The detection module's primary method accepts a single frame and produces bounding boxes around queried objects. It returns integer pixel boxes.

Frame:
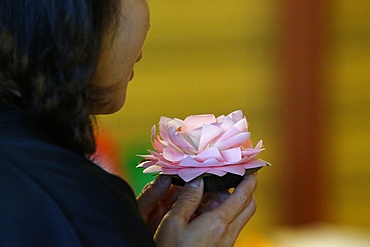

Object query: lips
[136,52,143,62]
[129,70,134,81]
[129,53,142,81]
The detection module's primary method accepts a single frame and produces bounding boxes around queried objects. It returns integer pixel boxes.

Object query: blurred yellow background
[97,0,370,245]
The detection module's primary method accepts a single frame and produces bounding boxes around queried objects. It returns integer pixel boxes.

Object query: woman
[0,0,258,246]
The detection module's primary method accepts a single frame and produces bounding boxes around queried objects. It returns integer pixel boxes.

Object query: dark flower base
[171,167,262,192]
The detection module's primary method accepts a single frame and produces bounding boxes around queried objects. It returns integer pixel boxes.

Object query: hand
[136,175,180,235]
[154,173,258,247]
[136,175,231,235]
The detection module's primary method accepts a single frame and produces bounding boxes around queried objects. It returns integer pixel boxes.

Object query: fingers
[211,173,257,224]
[193,190,230,216]
[225,196,257,243]
[167,178,204,224]
[154,175,258,247]
[232,196,257,228]
[203,190,230,209]
[136,175,172,217]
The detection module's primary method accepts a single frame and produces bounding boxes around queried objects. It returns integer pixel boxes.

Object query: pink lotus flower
[137,110,270,182]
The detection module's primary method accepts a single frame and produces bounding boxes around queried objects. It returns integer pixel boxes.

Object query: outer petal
[159,119,181,147]
[255,140,264,149]
[241,148,262,158]
[220,147,242,163]
[242,159,270,169]
[143,165,163,173]
[206,169,228,177]
[177,167,210,182]
[163,147,185,162]
[203,158,225,167]
[217,165,246,176]
[136,160,156,168]
[178,156,202,167]
[151,125,165,152]
[217,118,248,145]
[195,146,224,162]
[159,168,180,176]
[214,132,251,150]
[152,138,165,152]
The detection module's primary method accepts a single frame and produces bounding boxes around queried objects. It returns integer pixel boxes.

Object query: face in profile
[91,0,150,114]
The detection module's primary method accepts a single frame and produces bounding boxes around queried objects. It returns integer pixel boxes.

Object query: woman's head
[91,0,150,114]
[0,0,149,154]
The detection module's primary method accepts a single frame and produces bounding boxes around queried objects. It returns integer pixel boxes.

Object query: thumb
[170,178,204,223]
[137,175,171,216]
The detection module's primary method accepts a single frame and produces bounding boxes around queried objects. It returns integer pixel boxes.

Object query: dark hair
[0,0,120,154]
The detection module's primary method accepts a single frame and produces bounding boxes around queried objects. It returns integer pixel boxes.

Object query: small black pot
[171,167,261,192]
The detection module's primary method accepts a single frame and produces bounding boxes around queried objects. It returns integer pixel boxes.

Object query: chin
[92,99,126,115]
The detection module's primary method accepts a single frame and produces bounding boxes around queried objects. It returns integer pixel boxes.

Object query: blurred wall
[324,0,370,228]
[97,0,370,239]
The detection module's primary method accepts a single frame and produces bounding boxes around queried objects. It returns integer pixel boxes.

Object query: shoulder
[0,114,155,246]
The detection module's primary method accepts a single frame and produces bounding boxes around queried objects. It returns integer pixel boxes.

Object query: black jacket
[0,108,155,247]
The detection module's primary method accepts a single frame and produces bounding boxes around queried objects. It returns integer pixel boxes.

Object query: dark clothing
[0,108,155,247]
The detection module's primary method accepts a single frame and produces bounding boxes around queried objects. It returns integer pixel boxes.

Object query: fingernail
[207,200,221,210]
[185,178,201,188]
[158,175,170,185]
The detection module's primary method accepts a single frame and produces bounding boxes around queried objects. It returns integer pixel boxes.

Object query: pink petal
[203,158,224,167]
[218,117,235,130]
[177,167,210,182]
[153,137,165,152]
[159,121,179,148]
[148,150,162,158]
[188,128,202,149]
[156,160,180,168]
[216,114,226,122]
[226,110,244,122]
[206,169,228,177]
[195,146,224,162]
[255,140,264,149]
[151,125,156,138]
[137,154,155,160]
[183,114,216,133]
[181,132,198,151]
[160,169,179,176]
[241,148,261,158]
[163,147,185,162]
[198,124,223,153]
[136,160,156,168]
[214,132,251,150]
[220,148,242,163]
[178,156,202,167]
[217,165,246,176]
[143,165,163,173]
[151,125,166,152]
[241,138,253,148]
[167,126,197,154]
[233,118,248,131]
[217,118,248,144]
[167,118,184,128]
[242,159,270,169]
